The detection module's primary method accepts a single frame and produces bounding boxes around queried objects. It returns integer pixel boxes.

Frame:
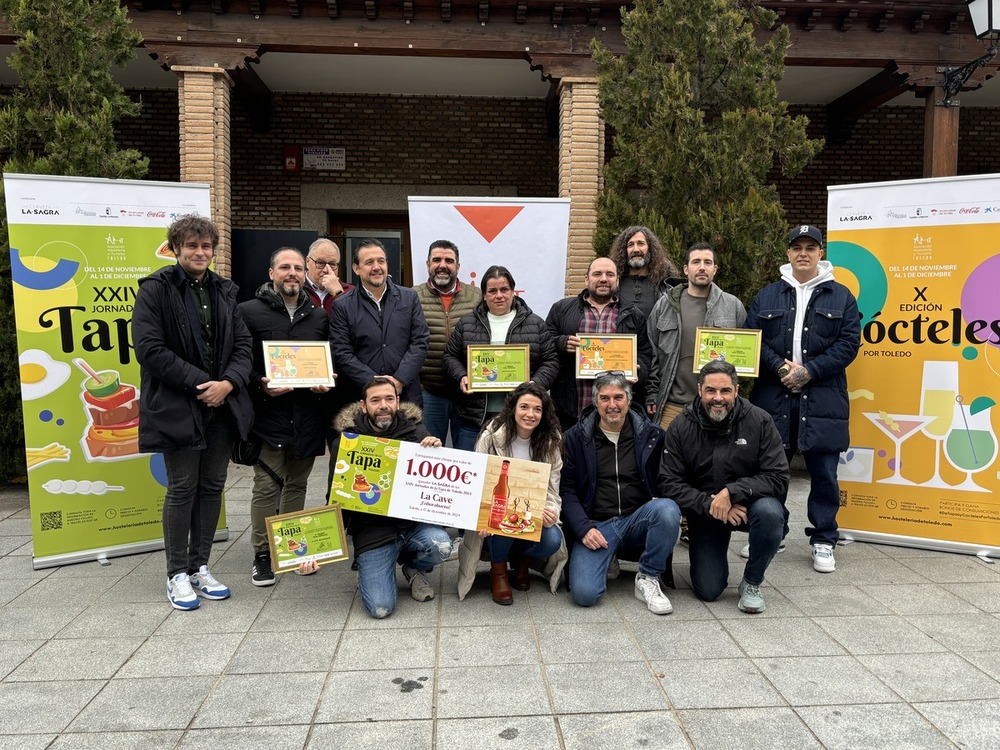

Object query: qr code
[40,510,63,531]
[839,490,848,508]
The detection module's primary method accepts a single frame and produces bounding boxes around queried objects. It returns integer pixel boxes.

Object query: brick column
[558,77,604,296]
[174,66,234,277]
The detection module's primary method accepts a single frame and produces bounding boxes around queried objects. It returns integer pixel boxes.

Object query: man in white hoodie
[744,225,861,573]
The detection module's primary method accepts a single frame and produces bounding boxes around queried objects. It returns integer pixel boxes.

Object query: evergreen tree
[0,0,148,479]
[591,0,823,301]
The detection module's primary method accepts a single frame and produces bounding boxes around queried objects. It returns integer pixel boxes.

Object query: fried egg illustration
[19,349,71,400]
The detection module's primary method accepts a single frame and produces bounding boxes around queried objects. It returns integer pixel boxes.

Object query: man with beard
[658,361,788,614]
[545,256,652,429]
[240,247,331,587]
[607,226,678,322]
[646,243,746,429]
[560,372,680,614]
[331,378,452,618]
[329,239,429,406]
[415,240,482,444]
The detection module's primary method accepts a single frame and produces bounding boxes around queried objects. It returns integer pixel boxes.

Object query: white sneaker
[811,544,836,573]
[402,565,435,602]
[634,573,673,615]
[737,579,766,614]
[190,565,231,599]
[740,540,786,559]
[167,572,199,610]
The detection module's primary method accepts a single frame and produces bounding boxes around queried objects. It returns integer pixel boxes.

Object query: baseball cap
[787,225,823,246]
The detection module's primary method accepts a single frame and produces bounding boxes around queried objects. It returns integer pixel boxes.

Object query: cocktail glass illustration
[944,398,997,493]
[919,361,958,488]
[863,412,935,485]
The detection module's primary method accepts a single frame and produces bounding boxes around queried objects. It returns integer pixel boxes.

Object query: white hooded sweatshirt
[780,259,836,368]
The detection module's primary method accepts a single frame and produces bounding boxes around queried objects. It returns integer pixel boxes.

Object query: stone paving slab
[2,467,1000,748]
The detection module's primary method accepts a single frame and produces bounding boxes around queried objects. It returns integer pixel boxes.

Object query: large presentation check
[331,434,550,542]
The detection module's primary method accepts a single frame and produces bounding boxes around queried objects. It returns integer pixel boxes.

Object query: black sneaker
[251,551,275,587]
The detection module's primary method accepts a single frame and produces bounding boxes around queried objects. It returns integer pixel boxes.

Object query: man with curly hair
[607,225,679,322]
[133,215,253,611]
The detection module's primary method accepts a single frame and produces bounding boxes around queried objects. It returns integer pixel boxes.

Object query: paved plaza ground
[1,463,999,749]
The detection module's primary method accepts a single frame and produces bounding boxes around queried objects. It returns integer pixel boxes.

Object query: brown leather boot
[490,562,513,605]
[510,557,531,591]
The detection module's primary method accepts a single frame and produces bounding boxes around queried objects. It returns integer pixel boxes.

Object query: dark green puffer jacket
[415,281,482,396]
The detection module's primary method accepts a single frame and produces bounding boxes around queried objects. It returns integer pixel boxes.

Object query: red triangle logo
[454,205,525,244]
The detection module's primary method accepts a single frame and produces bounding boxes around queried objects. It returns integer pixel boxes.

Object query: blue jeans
[454,418,481,452]
[487,524,562,563]
[686,496,785,601]
[568,498,680,607]
[787,402,841,546]
[421,391,464,447]
[162,413,235,578]
[355,523,452,619]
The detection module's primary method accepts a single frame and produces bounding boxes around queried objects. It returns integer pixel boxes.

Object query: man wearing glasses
[304,238,353,315]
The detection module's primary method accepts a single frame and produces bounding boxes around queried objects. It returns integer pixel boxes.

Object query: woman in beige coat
[456,382,567,604]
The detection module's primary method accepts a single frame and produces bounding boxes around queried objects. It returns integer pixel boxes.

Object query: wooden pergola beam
[115,9,991,67]
[229,61,274,132]
[826,63,910,144]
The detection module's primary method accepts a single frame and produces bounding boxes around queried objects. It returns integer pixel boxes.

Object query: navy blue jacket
[559,404,664,541]
[329,278,430,406]
[745,277,860,453]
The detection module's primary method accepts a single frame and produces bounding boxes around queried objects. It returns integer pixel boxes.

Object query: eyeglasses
[308,257,339,270]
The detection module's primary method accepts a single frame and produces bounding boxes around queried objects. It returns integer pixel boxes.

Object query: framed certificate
[266,505,349,573]
[263,340,336,388]
[575,334,637,379]
[466,344,530,392]
[694,327,762,377]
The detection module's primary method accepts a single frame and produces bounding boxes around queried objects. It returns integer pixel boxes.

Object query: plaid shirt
[576,296,620,414]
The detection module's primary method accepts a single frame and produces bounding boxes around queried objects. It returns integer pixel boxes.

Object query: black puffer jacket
[239,283,331,459]
[331,402,427,557]
[544,290,653,427]
[443,297,559,427]
[658,397,789,516]
[134,264,253,452]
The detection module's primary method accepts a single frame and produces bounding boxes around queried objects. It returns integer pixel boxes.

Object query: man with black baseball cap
[743,225,860,573]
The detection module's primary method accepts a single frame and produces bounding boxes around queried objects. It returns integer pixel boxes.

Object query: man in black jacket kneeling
[659,360,789,614]
[332,377,452,619]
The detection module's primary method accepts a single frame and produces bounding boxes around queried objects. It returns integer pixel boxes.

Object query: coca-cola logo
[146,210,166,218]
[960,207,980,214]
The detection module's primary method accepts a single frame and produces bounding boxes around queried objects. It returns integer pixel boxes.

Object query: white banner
[408,196,570,319]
